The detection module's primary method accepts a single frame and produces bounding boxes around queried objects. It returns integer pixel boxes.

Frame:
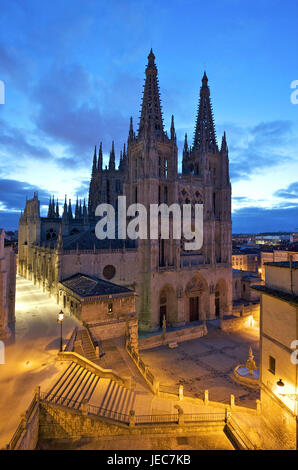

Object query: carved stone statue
[246,347,257,375]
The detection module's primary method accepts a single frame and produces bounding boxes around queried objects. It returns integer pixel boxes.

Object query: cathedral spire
[220,131,228,153]
[138,49,164,140]
[109,141,115,171]
[47,198,52,218]
[62,195,68,220]
[98,142,103,171]
[92,145,97,174]
[182,133,190,174]
[55,199,59,218]
[193,72,217,153]
[170,114,176,141]
[75,196,79,219]
[128,116,134,143]
[68,199,73,220]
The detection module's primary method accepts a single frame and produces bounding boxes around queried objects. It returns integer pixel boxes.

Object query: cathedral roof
[44,229,136,250]
[60,273,134,299]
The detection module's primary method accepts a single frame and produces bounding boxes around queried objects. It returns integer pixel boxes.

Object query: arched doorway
[185,274,208,322]
[159,285,177,327]
[215,279,227,318]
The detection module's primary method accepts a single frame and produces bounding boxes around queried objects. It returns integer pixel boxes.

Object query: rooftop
[264,261,298,269]
[251,284,298,306]
[60,273,135,299]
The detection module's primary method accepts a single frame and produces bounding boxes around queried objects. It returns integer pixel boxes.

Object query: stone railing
[6,387,40,450]
[57,350,131,389]
[126,340,159,394]
[64,326,78,352]
[225,415,257,450]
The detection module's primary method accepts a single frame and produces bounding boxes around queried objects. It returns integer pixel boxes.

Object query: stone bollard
[81,399,88,416]
[225,407,231,422]
[179,385,184,401]
[129,410,135,427]
[256,399,261,415]
[204,390,209,406]
[230,394,235,408]
[177,407,184,426]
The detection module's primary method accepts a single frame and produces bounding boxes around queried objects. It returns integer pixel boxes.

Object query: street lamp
[276,378,298,399]
[57,310,64,352]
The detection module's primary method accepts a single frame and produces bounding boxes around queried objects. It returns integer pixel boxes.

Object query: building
[252,262,298,449]
[18,50,232,332]
[232,250,259,272]
[260,250,298,281]
[0,230,16,341]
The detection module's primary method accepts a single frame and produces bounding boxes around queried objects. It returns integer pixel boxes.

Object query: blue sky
[0,0,298,232]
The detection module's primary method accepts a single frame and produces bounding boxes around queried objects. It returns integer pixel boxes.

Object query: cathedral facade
[18,50,232,331]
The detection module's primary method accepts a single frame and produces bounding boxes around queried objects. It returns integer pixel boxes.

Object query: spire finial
[148,48,155,64]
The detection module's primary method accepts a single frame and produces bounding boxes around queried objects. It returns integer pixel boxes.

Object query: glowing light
[57,310,64,322]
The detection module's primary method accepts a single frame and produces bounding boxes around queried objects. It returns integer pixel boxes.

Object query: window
[269,356,276,375]
[108,303,113,314]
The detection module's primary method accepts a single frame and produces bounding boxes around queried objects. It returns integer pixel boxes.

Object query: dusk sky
[0,0,298,232]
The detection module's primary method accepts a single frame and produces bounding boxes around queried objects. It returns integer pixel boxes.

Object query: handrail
[40,392,228,426]
[227,416,256,450]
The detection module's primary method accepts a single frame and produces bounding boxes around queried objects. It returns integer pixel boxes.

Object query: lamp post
[57,310,64,352]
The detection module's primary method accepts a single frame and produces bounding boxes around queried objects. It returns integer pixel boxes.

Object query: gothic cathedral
[18,50,232,331]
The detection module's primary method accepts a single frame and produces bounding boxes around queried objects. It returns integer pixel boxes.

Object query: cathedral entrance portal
[185,274,208,322]
[160,305,167,327]
[189,296,199,322]
[159,286,177,327]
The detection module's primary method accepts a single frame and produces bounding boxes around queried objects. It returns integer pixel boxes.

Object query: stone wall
[260,387,297,450]
[139,323,207,350]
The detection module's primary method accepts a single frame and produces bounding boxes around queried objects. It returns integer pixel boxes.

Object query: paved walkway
[0,276,79,448]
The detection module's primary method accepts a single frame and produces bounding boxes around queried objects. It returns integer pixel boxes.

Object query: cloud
[0,178,50,211]
[32,64,134,164]
[232,203,298,233]
[222,120,294,182]
[274,181,298,200]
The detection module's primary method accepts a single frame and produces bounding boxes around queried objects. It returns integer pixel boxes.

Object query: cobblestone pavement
[141,326,260,408]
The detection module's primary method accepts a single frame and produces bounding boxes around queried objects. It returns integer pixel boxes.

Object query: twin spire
[138,48,164,139]
[193,71,218,153]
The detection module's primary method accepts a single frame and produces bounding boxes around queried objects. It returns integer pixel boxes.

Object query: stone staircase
[74,328,98,363]
[44,361,136,417]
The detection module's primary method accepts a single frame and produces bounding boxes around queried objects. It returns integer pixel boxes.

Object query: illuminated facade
[18,50,232,331]
[253,262,298,449]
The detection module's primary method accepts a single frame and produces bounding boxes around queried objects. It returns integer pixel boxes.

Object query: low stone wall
[89,316,138,344]
[139,323,207,350]
[38,401,226,442]
[7,388,40,450]
[220,315,254,332]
